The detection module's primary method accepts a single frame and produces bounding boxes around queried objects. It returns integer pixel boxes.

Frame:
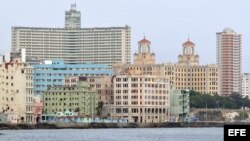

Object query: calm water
[0,128,223,141]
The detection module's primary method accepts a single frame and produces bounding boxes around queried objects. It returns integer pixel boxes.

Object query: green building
[170,90,190,122]
[43,80,98,117]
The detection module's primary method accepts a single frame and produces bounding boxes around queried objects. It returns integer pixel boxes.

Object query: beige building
[0,58,33,123]
[134,37,155,65]
[64,76,113,105]
[11,4,131,65]
[242,73,250,99]
[107,75,170,123]
[114,37,219,95]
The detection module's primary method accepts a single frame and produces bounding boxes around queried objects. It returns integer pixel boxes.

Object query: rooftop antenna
[71,3,76,10]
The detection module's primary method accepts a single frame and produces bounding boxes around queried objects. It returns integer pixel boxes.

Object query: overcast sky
[0,0,249,72]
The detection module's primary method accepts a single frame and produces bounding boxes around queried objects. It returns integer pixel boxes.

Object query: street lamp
[216,100,220,109]
[199,96,207,122]
[205,101,207,122]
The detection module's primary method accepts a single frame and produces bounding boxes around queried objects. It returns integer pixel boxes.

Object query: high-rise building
[0,58,33,123]
[65,4,81,29]
[11,4,131,65]
[242,73,250,99]
[217,28,241,95]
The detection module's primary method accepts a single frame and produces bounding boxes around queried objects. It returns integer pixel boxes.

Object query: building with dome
[178,38,199,66]
[134,37,155,65]
[113,37,219,95]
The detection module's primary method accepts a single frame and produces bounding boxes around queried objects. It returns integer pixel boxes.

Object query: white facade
[242,73,250,99]
[108,75,170,123]
[0,58,33,123]
[217,28,241,95]
[11,5,131,65]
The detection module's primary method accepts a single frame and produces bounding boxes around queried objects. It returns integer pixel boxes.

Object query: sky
[0,0,249,72]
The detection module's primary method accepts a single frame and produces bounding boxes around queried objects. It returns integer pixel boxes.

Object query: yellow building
[113,37,219,95]
[0,58,34,123]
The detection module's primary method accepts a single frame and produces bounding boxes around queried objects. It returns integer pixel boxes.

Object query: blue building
[33,60,112,96]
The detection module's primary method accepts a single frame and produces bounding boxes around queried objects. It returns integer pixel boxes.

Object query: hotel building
[11,4,131,65]
[114,37,219,95]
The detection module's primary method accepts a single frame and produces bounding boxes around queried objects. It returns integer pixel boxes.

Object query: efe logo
[228,129,246,136]
[224,125,249,141]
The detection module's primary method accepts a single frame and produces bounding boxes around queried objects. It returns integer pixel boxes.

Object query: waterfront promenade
[0,122,249,130]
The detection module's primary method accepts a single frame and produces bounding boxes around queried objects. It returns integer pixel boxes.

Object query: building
[65,76,113,105]
[242,73,250,99]
[107,75,170,123]
[170,90,190,122]
[217,28,241,95]
[11,4,131,65]
[114,37,219,95]
[33,60,112,96]
[178,38,199,66]
[0,54,3,64]
[32,100,43,123]
[0,58,33,123]
[65,3,81,29]
[10,48,26,63]
[43,80,98,116]
[133,37,155,65]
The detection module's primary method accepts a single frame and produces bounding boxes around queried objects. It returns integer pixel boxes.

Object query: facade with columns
[108,75,170,123]
[113,37,219,95]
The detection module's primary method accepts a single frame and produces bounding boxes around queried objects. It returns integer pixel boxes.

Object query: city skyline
[0,0,249,72]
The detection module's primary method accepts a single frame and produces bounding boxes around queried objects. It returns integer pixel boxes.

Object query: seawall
[0,122,249,130]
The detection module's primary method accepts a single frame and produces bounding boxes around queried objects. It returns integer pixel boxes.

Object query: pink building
[217,28,241,95]
[33,100,43,123]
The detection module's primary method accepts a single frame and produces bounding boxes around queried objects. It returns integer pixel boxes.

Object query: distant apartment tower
[11,4,131,65]
[217,28,241,95]
[242,73,250,99]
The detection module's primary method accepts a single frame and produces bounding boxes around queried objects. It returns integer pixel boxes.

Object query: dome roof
[182,39,195,46]
[138,37,151,45]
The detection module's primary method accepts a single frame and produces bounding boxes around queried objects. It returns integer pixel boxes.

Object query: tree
[74,107,80,115]
[190,90,250,109]
[96,101,104,117]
